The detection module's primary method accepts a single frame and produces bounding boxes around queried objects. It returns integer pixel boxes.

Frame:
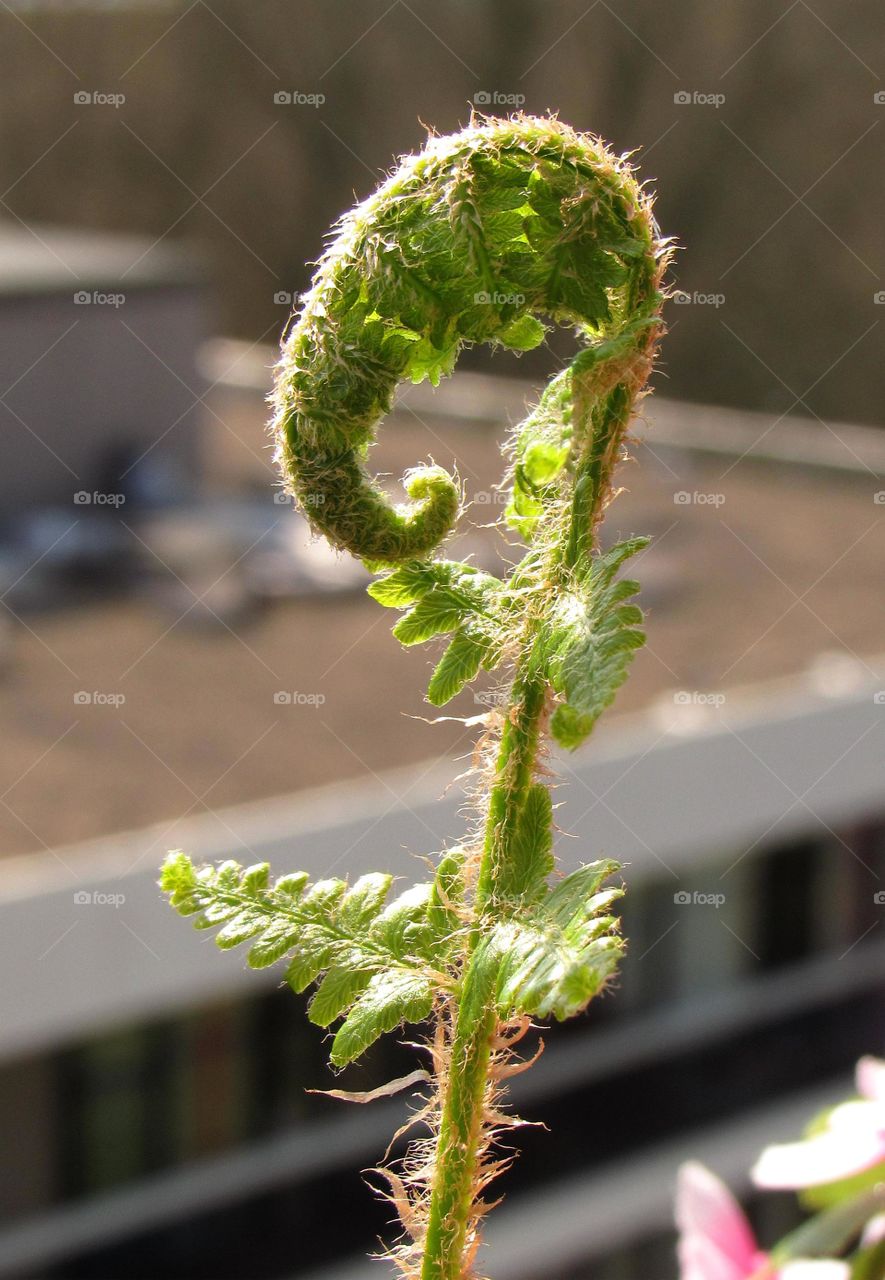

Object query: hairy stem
[421,645,549,1280]
[476,661,548,915]
[420,374,644,1278]
[420,967,498,1280]
[261,115,668,1279]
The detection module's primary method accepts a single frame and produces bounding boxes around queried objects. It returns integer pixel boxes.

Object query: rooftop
[1,367,883,859]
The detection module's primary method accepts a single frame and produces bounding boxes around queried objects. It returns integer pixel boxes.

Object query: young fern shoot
[161,114,670,1280]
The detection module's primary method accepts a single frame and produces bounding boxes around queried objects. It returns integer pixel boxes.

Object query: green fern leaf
[370,561,504,702]
[246,921,302,969]
[367,561,445,607]
[392,592,468,646]
[339,873,395,930]
[160,851,455,1064]
[310,965,374,1027]
[426,847,466,944]
[499,314,547,351]
[427,631,488,706]
[487,860,624,1020]
[331,969,435,1067]
[285,947,333,995]
[300,877,348,918]
[215,913,265,949]
[370,883,435,960]
[545,538,649,750]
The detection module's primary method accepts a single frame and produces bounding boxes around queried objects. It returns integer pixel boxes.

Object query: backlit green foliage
[161,850,462,1066]
[165,114,670,1280]
[545,537,648,749]
[489,860,624,1020]
[368,559,505,705]
[270,114,665,566]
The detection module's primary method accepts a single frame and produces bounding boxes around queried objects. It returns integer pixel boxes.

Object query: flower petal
[752,1128,885,1189]
[677,1162,759,1271]
[679,1235,751,1280]
[778,1263,850,1279]
[861,1212,885,1247]
[857,1056,885,1103]
[827,1099,885,1135]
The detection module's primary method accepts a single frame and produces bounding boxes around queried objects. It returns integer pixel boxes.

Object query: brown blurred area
[3,390,884,856]
[1,0,882,418]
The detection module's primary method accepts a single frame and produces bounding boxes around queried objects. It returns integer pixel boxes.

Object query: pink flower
[862,1213,885,1248]
[676,1161,849,1280]
[752,1057,885,1190]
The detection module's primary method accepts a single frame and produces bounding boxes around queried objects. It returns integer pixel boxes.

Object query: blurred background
[0,2,884,1278]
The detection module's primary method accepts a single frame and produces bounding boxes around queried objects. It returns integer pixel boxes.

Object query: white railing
[1,662,882,1060]
[0,943,876,1277]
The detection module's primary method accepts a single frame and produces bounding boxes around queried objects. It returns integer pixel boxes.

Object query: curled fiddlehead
[167,115,670,1280]
[271,114,668,566]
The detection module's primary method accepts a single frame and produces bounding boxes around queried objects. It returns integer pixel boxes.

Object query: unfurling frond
[165,112,672,1280]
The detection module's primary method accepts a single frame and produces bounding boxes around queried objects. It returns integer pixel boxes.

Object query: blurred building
[0,373,882,1280]
[0,222,205,513]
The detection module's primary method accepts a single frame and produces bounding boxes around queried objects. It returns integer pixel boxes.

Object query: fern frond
[369,560,504,704]
[487,860,624,1020]
[168,115,672,1280]
[544,537,649,750]
[160,851,461,1065]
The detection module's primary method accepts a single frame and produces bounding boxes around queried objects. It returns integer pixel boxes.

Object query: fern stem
[420,367,641,1276]
[420,965,498,1280]
[421,648,548,1280]
[475,661,548,915]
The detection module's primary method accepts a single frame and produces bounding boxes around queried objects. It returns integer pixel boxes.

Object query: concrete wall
[0,285,205,511]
